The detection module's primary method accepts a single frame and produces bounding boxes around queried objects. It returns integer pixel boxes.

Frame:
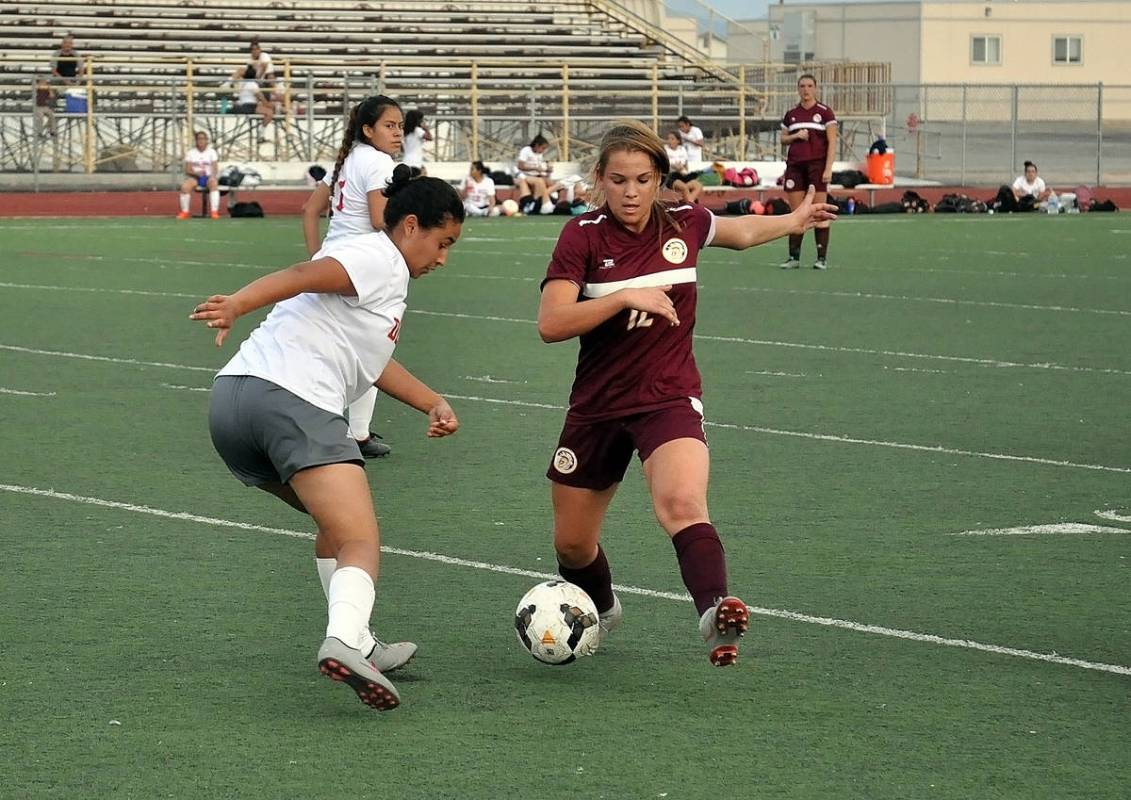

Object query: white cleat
[698,596,750,667]
[366,637,417,673]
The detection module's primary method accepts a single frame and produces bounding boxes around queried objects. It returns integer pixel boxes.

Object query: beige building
[731,0,1129,85]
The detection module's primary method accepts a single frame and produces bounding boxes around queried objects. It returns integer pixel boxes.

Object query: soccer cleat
[366,637,417,673]
[210,211,220,220]
[698,596,750,667]
[597,593,623,644]
[317,636,400,711]
[813,258,828,270]
[356,432,391,458]
[540,201,555,215]
[779,257,800,270]
[176,211,190,220]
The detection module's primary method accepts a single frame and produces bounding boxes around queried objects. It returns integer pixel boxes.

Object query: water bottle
[1046,193,1059,215]
[846,197,855,215]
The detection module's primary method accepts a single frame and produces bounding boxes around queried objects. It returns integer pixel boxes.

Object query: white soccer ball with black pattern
[514,580,600,665]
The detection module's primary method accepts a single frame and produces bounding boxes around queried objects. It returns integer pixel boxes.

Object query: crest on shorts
[662,238,688,265]
[553,447,578,474]
[785,178,796,190]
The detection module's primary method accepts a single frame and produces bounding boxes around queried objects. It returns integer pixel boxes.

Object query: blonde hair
[590,119,679,233]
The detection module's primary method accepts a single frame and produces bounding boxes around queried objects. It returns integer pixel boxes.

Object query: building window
[1053,35,1083,65]
[971,35,1002,65]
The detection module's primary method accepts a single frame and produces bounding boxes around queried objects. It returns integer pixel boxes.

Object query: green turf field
[1,212,1129,799]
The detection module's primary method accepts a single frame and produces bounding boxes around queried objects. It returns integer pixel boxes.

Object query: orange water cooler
[866,152,895,185]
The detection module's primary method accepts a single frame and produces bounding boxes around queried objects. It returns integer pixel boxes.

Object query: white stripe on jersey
[582,267,697,298]
[782,121,838,132]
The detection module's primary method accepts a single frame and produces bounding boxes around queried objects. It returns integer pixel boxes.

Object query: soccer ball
[514,580,600,665]
[500,197,520,216]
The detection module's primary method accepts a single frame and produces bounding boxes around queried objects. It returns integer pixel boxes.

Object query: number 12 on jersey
[627,309,654,330]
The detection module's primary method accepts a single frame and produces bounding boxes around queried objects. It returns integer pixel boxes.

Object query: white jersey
[217,231,408,415]
[322,144,396,244]
[236,79,260,106]
[185,147,218,177]
[462,175,495,208]
[516,145,547,178]
[402,127,426,168]
[679,126,704,163]
[664,144,689,174]
[1012,175,1046,198]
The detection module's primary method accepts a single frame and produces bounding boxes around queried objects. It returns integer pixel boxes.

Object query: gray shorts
[208,375,363,486]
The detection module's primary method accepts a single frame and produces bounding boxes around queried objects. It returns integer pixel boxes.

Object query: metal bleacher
[1,0,766,174]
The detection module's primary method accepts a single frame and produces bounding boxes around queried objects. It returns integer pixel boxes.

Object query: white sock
[325,566,375,651]
[318,557,377,654]
[179,193,190,213]
[347,387,379,442]
[209,190,220,211]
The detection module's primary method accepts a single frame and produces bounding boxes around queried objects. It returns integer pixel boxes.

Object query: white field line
[10,347,1131,477]
[2,481,1128,678]
[951,523,1130,536]
[1095,510,1131,523]
[161,382,210,392]
[746,370,812,378]
[0,386,56,397]
[0,280,199,299]
[461,375,528,385]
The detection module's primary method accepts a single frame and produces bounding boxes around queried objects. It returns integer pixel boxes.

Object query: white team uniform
[1012,175,1046,198]
[665,144,689,175]
[185,146,218,177]
[321,144,397,245]
[402,127,426,168]
[218,231,408,413]
[462,175,496,216]
[679,126,704,164]
[516,145,548,178]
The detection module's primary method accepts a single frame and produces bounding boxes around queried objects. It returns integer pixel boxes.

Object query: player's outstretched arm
[538,279,679,343]
[189,257,354,346]
[374,359,459,438]
[710,186,837,251]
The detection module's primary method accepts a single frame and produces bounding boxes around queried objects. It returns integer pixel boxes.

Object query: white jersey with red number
[462,175,496,208]
[321,144,396,244]
[185,146,218,177]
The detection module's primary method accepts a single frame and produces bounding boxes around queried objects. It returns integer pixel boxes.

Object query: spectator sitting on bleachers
[461,161,497,217]
[663,131,703,204]
[52,34,84,85]
[515,134,562,214]
[249,39,273,80]
[228,64,272,141]
[676,115,705,164]
[177,130,221,220]
[402,110,433,171]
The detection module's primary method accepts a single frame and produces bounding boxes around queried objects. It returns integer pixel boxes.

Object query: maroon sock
[557,545,615,614]
[788,233,803,259]
[815,227,830,258]
[672,523,728,616]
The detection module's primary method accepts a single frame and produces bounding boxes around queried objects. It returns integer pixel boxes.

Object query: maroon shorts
[783,159,827,193]
[547,400,707,490]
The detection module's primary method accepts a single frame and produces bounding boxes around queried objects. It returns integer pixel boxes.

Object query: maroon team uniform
[781,101,837,192]
[542,202,716,489]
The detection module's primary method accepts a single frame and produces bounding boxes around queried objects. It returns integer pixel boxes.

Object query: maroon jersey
[782,101,837,164]
[542,203,716,422]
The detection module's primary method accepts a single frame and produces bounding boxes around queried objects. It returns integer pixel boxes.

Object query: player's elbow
[537,316,567,343]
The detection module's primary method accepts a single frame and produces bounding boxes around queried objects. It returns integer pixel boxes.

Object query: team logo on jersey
[785,178,796,190]
[601,258,615,269]
[662,238,688,265]
[813,113,822,123]
[553,447,578,474]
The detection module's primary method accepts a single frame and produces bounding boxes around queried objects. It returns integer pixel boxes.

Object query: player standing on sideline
[538,120,836,666]
[301,95,404,459]
[401,109,433,172]
[190,166,465,711]
[780,74,837,270]
[177,131,220,220]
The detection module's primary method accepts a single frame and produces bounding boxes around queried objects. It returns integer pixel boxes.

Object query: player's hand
[822,168,833,184]
[623,286,679,327]
[790,186,838,232]
[427,398,459,438]
[189,294,242,347]
[795,129,809,141]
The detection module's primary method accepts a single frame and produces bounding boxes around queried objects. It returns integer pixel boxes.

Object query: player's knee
[653,493,707,531]
[553,535,598,568]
